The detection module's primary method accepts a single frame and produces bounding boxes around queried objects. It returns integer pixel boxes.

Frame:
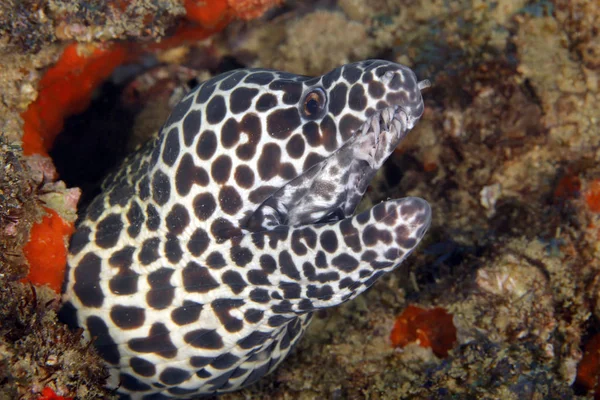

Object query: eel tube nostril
[418,79,431,91]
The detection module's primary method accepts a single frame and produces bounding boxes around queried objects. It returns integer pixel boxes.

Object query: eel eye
[301,88,326,119]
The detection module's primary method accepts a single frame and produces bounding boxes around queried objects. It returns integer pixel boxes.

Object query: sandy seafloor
[1,0,600,398]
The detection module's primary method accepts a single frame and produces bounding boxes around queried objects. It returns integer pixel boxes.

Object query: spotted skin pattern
[59,60,431,399]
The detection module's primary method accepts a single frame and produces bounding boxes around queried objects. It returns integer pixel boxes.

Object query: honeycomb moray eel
[59,60,432,399]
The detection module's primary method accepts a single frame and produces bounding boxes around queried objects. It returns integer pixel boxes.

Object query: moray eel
[59,60,431,399]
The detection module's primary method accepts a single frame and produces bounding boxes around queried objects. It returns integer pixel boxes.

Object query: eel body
[59,60,431,399]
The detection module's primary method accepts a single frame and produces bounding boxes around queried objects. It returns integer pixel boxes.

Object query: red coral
[21,43,128,156]
[227,0,283,20]
[576,333,600,398]
[390,305,457,358]
[586,180,600,213]
[22,207,75,293]
[38,386,73,400]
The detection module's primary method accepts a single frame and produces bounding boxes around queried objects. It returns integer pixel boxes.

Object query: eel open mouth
[245,99,425,230]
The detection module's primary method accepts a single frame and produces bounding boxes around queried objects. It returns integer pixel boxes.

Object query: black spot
[342,65,362,84]
[368,81,385,98]
[270,80,303,104]
[244,308,264,323]
[222,270,247,295]
[107,179,135,208]
[247,269,270,285]
[95,213,123,249]
[212,298,244,332]
[389,71,408,90]
[151,170,171,206]
[218,186,242,215]
[320,230,339,253]
[244,72,274,85]
[211,353,240,370]
[206,251,227,269]
[171,300,203,325]
[230,87,258,113]
[126,202,144,238]
[349,84,367,111]
[175,153,209,197]
[196,83,216,104]
[230,245,253,267]
[146,204,160,231]
[339,114,363,141]
[256,93,278,112]
[286,134,305,159]
[184,328,224,349]
[267,315,290,327]
[221,118,239,148]
[86,196,105,222]
[307,284,333,300]
[110,305,145,329]
[120,373,151,392]
[193,192,216,220]
[87,316,119,364]
[395,224,417,248]
[74,253,104,307]
[196,369,212,379]
[238,331,270,349]
[281,281,301,299]
[257,143,281,180]
[211,155,232,183]
[188,228,210,256]
[259,254,276,274]
[320,115,337,150]
[210,218,242,242]
[279,162,296,179]
[220,71,247,90]
[206,95,227,124]
[303,152,325,171]
[302,121,320,147]
[130,357,156,377]
[363,224,392,246]
[272,300,293,315]
[267,108,301,140]
[69,226,91,255]
[183,261,219,293]
[166,95,192,126]
[321,66,341,89]
[298,298,313,311]
[315,250,327,268]
[328,83,348,116]
[234,165,255,188]
[248,185,278,204]
[340,218,361,252]
[147,267,175,309]
[279,250,300,280]
[138,176,150,200]
[196,130,217,160]
[162,127,180,167]
[236,113,262,160]
[160,367,191,386]
[168,386,197,396]
[249,288,270,303]
[165,204,190,235]
[128,322,177,358]
[190,356,213,368]
[331,253,360,272]
[139,237,160,265]
[183,109,201,146]
[109,268,139,295]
